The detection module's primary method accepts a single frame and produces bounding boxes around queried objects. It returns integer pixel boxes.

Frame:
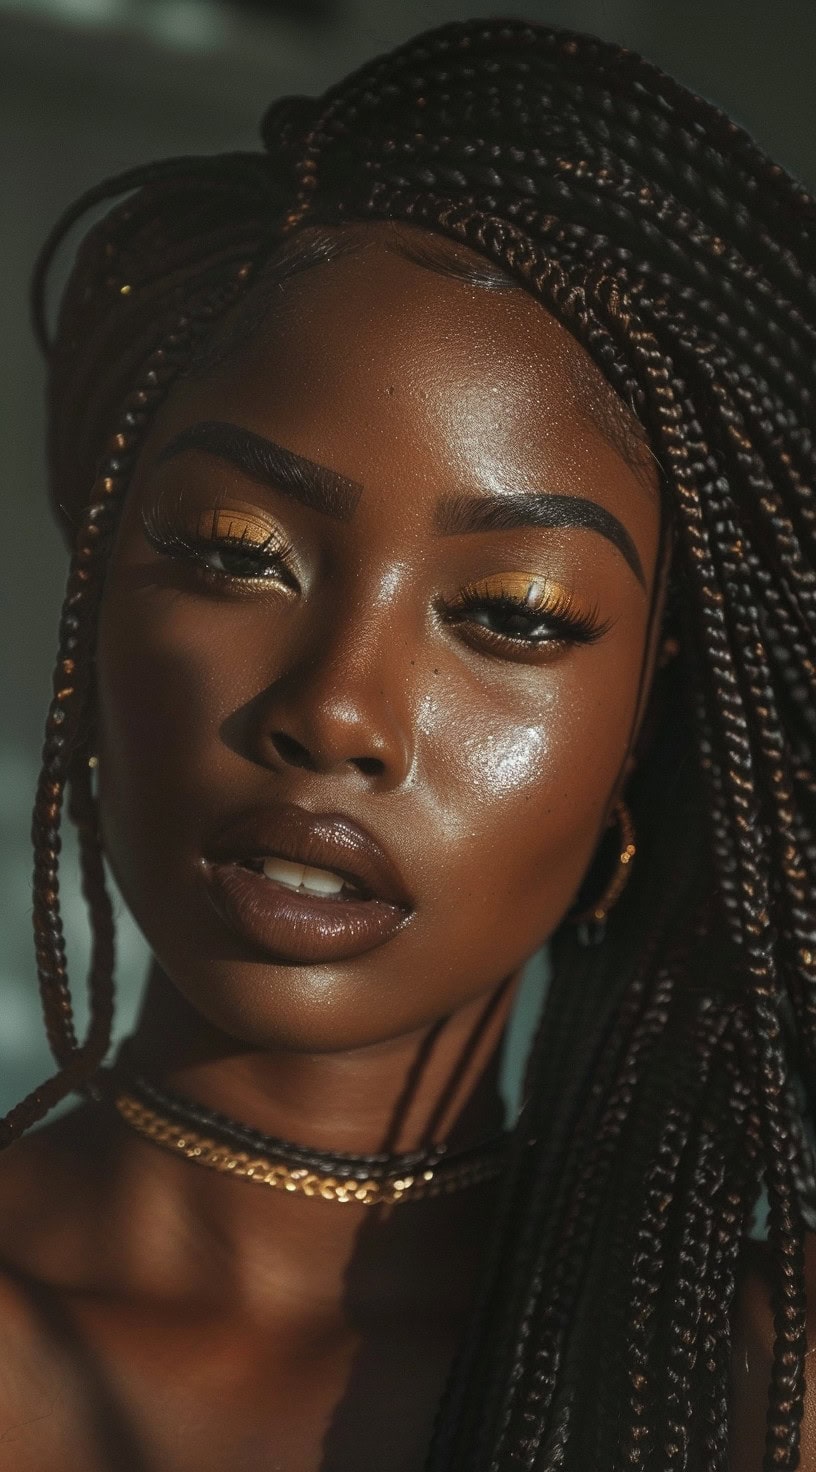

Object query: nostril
[271,731,316,770]
[268,732,387,778]
[353,755,386,777]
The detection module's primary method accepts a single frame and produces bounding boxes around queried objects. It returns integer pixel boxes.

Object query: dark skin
[0,224,810,1470]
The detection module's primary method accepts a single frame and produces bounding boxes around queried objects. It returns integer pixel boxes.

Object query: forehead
[137,223,661,598]
[174,223,656,492]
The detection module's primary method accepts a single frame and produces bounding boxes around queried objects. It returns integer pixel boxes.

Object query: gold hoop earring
[570,800,636,947]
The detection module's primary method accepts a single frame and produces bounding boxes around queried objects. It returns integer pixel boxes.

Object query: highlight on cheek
[444,570,611,657]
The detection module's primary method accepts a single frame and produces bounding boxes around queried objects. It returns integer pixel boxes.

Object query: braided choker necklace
[111,1055,509,1206]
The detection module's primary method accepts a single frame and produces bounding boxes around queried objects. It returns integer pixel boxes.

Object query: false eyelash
[140,499,298,586]
[451,584,610,643]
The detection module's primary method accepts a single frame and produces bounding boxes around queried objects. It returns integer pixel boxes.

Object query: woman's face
[95,225,662,1053]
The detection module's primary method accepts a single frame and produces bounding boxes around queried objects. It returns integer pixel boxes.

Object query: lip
[201,803,414,964]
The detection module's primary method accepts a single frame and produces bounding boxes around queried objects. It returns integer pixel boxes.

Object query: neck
[127,961,518,1156]
[102,962,520,1321]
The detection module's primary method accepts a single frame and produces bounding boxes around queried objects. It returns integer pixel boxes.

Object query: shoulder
[0,1100,130,1314]
[0,1103,108,1267]
[0,1108,116,1471]
[729,1233,816,1470]
[0,1268,71,1471]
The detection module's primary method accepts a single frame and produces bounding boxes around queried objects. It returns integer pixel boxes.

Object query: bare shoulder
[0,1106,117,1471]
[0,1264,80,1472]
[0,1100,124,1305]
[729,1233,816,1471]
[0,1101,113,1265]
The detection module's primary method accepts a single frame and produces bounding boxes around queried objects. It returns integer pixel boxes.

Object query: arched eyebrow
[156,420,645,588]
[155,421,363,521]
[435,491,646,589]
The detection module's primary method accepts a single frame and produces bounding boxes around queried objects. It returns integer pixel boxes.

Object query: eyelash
[442,580,609,654]
[141,506,299,591]
[142,509,609,656]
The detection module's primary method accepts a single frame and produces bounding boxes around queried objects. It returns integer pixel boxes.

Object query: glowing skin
[0,224,667,1472]
[94,225,662,1070]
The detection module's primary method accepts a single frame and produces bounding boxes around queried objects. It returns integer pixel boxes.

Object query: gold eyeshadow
[140,491,300,592]
[458,573,569,609]
[447,571,609,653]
[142,490,607,646]
[191,507,284,547]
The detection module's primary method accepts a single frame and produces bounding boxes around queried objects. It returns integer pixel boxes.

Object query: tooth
[262,858,306,889]
[300,865,345,896]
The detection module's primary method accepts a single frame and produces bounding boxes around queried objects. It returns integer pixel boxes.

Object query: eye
[442,575,610,660]
[198,541,291,581]
[141,503,299,592]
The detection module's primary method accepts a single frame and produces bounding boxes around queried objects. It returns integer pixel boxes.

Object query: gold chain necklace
[113,1088,509,1206]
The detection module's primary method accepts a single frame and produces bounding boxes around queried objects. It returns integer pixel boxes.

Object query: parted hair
[10,18,816,1469]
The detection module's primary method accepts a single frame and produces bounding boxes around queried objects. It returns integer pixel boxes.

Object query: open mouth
[241,856,372,902]
[202,804,413,964]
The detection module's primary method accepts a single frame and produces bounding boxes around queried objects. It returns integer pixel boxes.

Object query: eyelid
[458,572,570,607]
[144,480,291,545]
[140,492,301,592]
[142,490,295,559]
[446,571,612,654]
[192,507,287,548]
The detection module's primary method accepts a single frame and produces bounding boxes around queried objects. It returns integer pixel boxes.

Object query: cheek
[415,634,644,947]
[472,722,550,796]
[95,527,648,1015]
[93,582,243,889]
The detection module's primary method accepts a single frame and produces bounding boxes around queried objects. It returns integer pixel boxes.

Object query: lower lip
[203,863,411,964]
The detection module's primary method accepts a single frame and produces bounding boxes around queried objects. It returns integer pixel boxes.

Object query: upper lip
[204,802,413,908]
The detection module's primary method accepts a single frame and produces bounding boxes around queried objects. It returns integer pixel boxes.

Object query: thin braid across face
[8,264,257,1148]
[19,17,816,1472]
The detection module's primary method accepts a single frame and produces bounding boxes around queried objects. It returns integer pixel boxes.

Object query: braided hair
[10,18,816,1469]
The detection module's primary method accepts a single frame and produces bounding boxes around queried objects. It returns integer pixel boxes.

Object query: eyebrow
[156,420,644,588]
[435,491,646,588]
[155,421,363,522]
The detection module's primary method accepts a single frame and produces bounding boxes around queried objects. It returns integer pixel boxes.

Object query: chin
[149,948,454,1057]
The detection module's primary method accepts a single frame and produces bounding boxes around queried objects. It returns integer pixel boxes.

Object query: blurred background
[1,0,814,1114]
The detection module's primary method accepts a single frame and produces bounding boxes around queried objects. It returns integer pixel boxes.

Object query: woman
[0,16,813,1470]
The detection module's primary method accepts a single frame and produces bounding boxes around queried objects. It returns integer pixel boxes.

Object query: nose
[249,610,415,788]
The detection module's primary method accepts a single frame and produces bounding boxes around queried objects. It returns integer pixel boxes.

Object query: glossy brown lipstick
[201,803,413,964]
